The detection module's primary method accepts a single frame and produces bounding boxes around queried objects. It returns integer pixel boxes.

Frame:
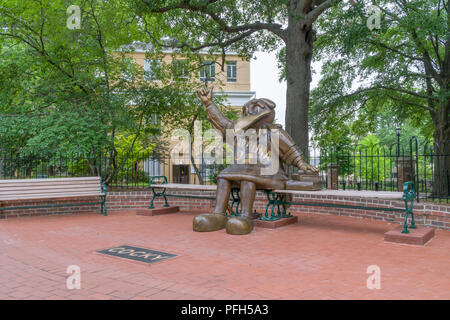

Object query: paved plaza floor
[0,210,449,300]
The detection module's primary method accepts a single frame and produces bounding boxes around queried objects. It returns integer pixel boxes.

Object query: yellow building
[126,46,255,184]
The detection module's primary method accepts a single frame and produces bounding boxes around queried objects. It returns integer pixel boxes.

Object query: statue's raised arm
[197,89,233,136]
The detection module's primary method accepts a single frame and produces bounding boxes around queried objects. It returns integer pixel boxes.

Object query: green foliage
[354,135,392,182]
[0,1,201,154]
[0,1,133,153]
[113,133,154,182]
[207,163,229,185]
[0,0,218,184]
[310,0,448,146]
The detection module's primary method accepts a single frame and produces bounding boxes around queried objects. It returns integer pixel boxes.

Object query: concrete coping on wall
[150,183,403,200]
[273,189,403,200]
[149,184,217,191]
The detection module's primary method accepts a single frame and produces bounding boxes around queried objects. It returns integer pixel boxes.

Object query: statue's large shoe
[226,215,254,235]
[193,213,227,232]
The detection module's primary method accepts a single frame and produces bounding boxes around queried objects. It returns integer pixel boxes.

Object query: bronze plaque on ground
[97,245,177,264]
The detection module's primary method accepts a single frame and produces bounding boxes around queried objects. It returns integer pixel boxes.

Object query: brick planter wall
[107,190,450,230]
[107,190,216,213]
[1,190,449,230]
[0,196,103,218]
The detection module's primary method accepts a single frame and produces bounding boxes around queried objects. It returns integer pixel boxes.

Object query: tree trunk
[432,100,450,197]
[190,152,203,185]
[285,17,315,158]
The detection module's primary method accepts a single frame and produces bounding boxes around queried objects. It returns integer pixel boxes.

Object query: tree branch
[88,0,110,94]
[337,85,437,113]
[429,32,443,69]
[144,19,257,52]
[378,85,438,102]
[368,40,422,61]
[141,0,287,41]
[302,0,313,11]
[304,0,340,27]
[141,0,221,13]
[312,0,331,6]
[206,11,287,40]
[385,93,435,113]
[406,13,443,85]
[0,6,91,96]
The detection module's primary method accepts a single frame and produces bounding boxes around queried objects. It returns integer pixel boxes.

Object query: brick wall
[0,196,102,218]
[1,190,449,230]
[107,190,450,230]
[107,190,216,213]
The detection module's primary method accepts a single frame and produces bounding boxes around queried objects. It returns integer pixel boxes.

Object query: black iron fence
[303,138,449,202]
[0,138,448,202]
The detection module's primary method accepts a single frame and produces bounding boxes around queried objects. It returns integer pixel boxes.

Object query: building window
[200,162,217,183]
[200,61,215,82]
[145,159,161,176]
[122,58,134,81]
[144,59,161,81]
[149,113,160,125]
[227,61,237,82]
[172,60,189,80]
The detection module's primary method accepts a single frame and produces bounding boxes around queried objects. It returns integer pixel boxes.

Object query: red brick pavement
[0,210,449,300]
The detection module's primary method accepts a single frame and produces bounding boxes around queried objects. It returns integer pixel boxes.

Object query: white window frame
[144,59,161,81]
[172,60,189,80]
[226,61,237,82]
[200,162,217,183]
[145,159,161,176]
[199,61,216,82]
[149,113,160,125]
[122,58,134,81]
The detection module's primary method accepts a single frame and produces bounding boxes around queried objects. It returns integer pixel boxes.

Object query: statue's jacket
[205,101,305,190]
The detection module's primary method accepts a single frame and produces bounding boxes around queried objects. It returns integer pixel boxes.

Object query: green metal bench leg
[271,196,277,220]
[229,188,240,216]
[101,199,107,216]
[276,196,281,217]
[402,181,416,234]
[148,176,169,209]
[163,195,169,207]
[261,190,273,220]
[410,212,416,229]
[101,181,107,216]
[402,210,410,234]
[149,194,156,209]
[234,191,240,216]
[260,191,280,221]
[277,194,292,218]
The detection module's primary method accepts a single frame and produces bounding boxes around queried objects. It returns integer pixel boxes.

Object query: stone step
[135,206,180,216]
[384,226,435,246]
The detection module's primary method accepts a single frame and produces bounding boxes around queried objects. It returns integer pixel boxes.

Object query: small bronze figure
[194,89,319,235]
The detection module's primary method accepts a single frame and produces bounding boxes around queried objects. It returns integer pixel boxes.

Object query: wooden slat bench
[149,176,417,234]
[0,177,107,216]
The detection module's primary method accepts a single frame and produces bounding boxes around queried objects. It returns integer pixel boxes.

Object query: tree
[0,0,197,183]
[132,0,343,156]
[354,134,392,183]
[311,0,449,196]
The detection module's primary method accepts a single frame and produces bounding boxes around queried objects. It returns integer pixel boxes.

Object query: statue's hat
[234,98,276,131]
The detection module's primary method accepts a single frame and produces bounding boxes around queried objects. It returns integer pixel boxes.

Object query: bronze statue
[194,89,320,235]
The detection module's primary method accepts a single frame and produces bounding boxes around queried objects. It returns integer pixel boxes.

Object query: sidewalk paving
[0,210,449,300]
